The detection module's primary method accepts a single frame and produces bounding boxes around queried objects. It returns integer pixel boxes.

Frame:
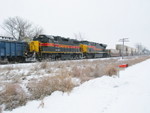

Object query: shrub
[71,66,83,78]
[27,75,75,100]
[104,65,118,76]
[0,83,27,110]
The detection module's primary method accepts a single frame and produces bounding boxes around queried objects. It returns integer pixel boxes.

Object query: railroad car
[0,36,27,62]
[116,44,138,56]
[106,49,120,57]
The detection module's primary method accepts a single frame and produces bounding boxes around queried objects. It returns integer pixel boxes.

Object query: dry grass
[0,56,149,111]
[69,56,150,79]
[0,106,2,113]
[71,66,84,78]
[124,56,149,66]
[0,83,27,110]
[27,74,75,100]
[69,63,118,82]
[39,61,50,69]
[104,65,118,76]
[29,62,52,76]
[0,66,15,73]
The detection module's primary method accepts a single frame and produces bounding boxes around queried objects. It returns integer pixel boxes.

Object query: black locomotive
[29,35,108,61]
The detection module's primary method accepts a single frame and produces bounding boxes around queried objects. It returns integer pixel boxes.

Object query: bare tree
[135,43,143,54]
[141,48,150,54]
[1,16,43,41]
[74,32,85,41]
[34,25,44,37]
[135,43,149,55]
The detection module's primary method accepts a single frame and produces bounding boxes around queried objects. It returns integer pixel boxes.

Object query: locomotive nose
[29,41,40,52]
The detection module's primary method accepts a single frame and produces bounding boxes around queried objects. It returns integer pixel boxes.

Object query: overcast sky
[0,0,150,49]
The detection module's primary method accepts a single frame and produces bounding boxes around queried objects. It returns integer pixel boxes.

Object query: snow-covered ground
[2,58,150,113]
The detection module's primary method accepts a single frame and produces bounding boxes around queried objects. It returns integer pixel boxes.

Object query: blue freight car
[0,38,27,62]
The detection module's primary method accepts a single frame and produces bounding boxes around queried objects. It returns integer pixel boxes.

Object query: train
[29,35,108,61]
[0,35,138,63]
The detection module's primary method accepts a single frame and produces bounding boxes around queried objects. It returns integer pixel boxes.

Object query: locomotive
[29,35,108,61]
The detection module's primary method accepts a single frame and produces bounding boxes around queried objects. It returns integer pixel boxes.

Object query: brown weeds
[104,65,118,76]
[27,75,75,100]
[0,83,27,110]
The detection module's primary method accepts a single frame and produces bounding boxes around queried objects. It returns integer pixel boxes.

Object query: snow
[2,59,150,113]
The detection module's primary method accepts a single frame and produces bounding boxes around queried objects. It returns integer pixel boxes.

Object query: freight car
[0,36,27,62]
[116,44,138,56]
[106,49,120,57]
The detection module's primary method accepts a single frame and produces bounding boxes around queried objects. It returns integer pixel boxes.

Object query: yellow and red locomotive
[29,35,107,60]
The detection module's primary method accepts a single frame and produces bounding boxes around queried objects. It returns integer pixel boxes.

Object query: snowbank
[3,59,150,113]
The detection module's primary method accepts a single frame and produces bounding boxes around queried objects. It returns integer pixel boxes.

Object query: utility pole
[119,38,129,59]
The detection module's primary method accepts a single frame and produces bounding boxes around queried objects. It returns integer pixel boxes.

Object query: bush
[0,83,27,110]
[104,65,118,76]
[27,75,75,100]
[71,66,84,78]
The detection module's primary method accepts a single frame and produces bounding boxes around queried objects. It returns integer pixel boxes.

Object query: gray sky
[0,0,150,49]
